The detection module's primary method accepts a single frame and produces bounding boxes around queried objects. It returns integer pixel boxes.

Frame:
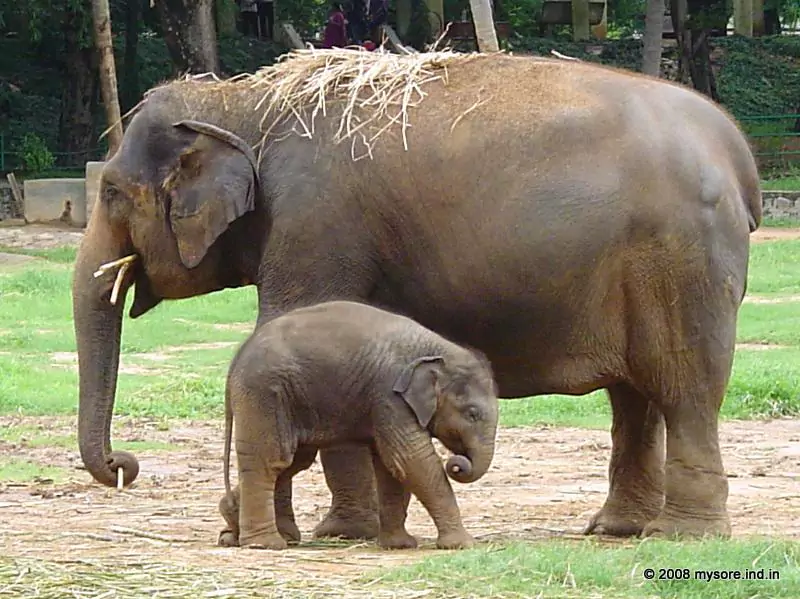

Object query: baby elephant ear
[393,356,444,428]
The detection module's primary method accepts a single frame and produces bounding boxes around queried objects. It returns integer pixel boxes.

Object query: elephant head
[73,87,266,488]
[393,351,499,484]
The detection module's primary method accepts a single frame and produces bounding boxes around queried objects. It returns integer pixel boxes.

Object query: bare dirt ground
[0,416,798,585]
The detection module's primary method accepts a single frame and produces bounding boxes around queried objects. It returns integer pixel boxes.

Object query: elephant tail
[223,383,234,496]
[743,185,763,233]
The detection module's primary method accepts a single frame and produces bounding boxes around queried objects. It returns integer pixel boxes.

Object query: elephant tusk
[93,254,138,306]
[117,466,124,490]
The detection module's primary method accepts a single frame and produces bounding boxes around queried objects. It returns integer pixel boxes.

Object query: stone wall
[0,183,17,220]
[3,175,800,226]
[762,191,800,220]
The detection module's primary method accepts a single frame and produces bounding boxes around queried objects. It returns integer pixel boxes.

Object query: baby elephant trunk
[445,439,495,484]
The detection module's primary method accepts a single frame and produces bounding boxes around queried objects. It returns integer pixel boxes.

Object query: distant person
[238,0,258,38]
[323,3,349,49]
[345,0,368,44]
[366,0,388,45]
[256,0,275,40]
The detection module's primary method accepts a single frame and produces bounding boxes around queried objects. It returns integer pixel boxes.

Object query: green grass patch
[724,347,800,418]
[369,538,799,599]
[0,459,70,483]
[746,240,800,296]
[761,176,800,191]
[500,392,610,429]
[0,425,177,452]
[762,217,800,228]
[737,303,800,346]
[0,246,78,264]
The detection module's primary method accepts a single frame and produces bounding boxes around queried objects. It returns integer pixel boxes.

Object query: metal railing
[738,114,800,164]
[0,133,106,175]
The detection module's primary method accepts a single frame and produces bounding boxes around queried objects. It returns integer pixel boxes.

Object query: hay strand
[244,48,481,157]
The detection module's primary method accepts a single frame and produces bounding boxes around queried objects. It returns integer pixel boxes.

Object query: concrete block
[23,178,87,227]
[85,161,106,223]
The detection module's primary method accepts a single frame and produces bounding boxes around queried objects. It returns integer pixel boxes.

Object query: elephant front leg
[375,431,474,550]
[371,451,416,549]
[313,444,380,540]
[584,383,665,537]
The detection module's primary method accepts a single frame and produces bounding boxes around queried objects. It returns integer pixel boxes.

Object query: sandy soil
[0,416,797,582]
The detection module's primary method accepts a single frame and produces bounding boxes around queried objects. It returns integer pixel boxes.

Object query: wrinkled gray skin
[215,301,498,550]
[73,54,761,541]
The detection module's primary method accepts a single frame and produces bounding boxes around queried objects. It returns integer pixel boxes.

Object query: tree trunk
[687,28,717,100]
[156,0,220,75]
[671,0,720,101]
[571,0,591,41]
[752,0,765,35]
[59,4,99,167]
[642,0,664,77]
[92,0,124,156]
[764,5,781,34]
[734,0,753,36]
[122,0,141,112]
[468,0,499,52]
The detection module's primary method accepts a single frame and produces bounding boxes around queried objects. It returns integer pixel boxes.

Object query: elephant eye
[466,406,481,422]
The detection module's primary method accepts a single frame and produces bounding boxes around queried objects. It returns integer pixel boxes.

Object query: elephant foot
[217,528,239,547]
[642,512,731,540]
[312,511,380,540]
[241,531,289,550]
[436,528,475,550]
[583,504,660,537]
[277,517,301,544]
[377,529,418,550]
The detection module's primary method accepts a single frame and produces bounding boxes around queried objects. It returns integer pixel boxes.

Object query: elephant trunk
[73,209,139,488]
[445,436,495,484]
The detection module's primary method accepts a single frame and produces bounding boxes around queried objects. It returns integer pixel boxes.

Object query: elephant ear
[392,356,445,428]
[164,120,260,269]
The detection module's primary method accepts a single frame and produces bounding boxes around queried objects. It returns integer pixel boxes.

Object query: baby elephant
[217,300,499,551]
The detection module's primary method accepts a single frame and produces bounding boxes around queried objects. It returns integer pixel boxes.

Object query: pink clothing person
[323,3,348,48]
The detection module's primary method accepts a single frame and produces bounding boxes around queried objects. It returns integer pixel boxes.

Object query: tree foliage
[1,0,800,174]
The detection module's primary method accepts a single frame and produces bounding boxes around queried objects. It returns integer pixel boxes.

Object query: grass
[0,459,70,483]
[367,538,799,598]
[0,424,177,453]
[0,237,799,425]
[761,176,800,191]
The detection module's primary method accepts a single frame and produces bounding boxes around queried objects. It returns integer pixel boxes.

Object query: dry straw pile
[245,47,480,160]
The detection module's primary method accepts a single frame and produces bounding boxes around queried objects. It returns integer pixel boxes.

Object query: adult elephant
[73,51,761,539]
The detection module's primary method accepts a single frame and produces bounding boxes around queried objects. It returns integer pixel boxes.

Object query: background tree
[641,0,663,76]
[469,0,500,51]
[92,0,123,155]
[155,0,220,74]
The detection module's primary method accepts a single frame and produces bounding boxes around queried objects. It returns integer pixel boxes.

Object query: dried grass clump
[245,47,480,160]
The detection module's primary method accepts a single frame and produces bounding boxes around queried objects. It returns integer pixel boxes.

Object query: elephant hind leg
[584,383,665,537]
[620,261,737,538]
[312,444,380,540]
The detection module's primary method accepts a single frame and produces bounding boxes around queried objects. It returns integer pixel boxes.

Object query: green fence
[738,114,800,169]
[0,133,106,176]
